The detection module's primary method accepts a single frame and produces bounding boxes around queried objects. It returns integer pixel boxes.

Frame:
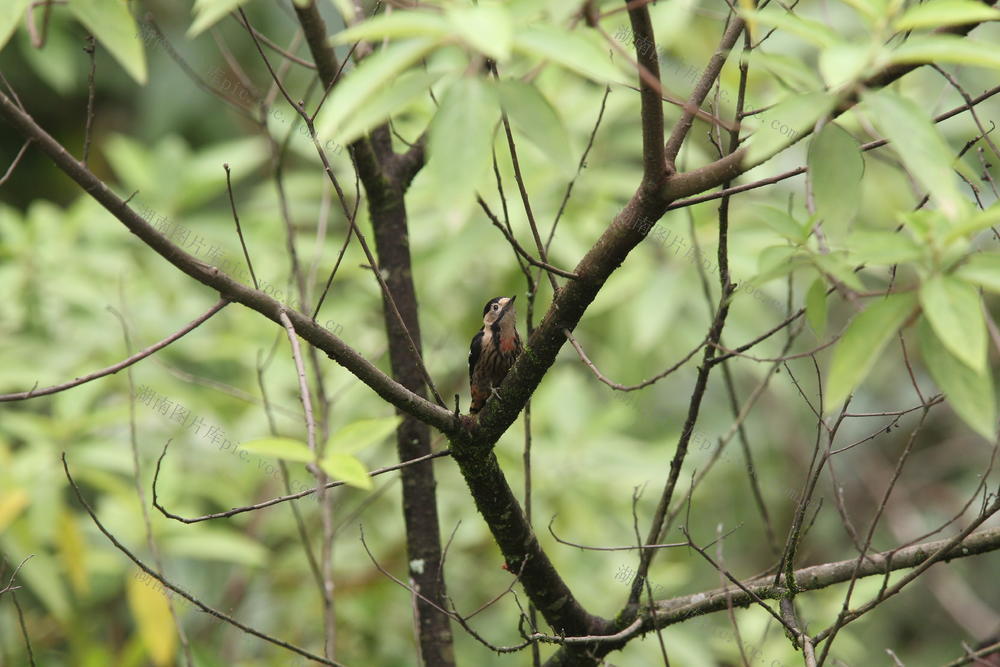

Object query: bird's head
[482,295,517,327]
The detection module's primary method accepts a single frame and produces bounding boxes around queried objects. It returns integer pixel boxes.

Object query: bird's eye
[492,304,499,311]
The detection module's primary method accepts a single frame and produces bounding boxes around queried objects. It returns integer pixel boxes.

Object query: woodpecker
[468,295,522,415]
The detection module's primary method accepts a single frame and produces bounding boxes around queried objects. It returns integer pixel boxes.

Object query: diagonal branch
[0,299,229,402]
[544,522,1000,665]
[61,454,346,666]
[662,15,745,166]
[0,88,456,433]
[625,1,667,182]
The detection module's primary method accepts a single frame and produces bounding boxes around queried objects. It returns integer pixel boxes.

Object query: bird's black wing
[469,329,484,384]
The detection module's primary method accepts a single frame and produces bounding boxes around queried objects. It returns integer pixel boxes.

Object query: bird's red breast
[499,335,518,353]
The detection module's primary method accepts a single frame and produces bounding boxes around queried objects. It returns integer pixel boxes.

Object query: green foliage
[918,318,997,439]
[324,416,401,455]
[0,0,30,51]
[825,292,918,410]
[894,0,1000,31]
[426,76,501,218]
[808,123,864,233]
[319,453,373,490]
[919,274,987,373]
[241,437,315,462]
[67,0,146,84]
[863,90,966,220]
[1,0,999,665]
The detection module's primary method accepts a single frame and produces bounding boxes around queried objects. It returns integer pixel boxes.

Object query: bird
[468,295,522,415]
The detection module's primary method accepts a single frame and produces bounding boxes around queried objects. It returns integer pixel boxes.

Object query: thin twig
[109,304,194,667]
[548,515,694,552]
[0,300,229,402]
[564,329,706,391]
[12,592,36,667]
[667,84,1000,211]
[0,139,32,186]
[477,197,580,280]
[61,454,347,666]
[239,6,447,408]
[224,164,259,289]
[0,556,33,597]
[231,11,317,69]
[82,35,96,165]
[546,86,611,254]
[151,440,451,523]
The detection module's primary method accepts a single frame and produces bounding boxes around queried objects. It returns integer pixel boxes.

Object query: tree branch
[0,89,456,434]
[545,523,1000,664]
[0,299,229,402]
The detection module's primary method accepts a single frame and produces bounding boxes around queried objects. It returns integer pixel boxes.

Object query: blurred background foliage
[1,0,999,665]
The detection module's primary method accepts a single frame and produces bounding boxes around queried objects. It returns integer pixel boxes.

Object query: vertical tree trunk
[367,178,455,666]
[290,2,455,662]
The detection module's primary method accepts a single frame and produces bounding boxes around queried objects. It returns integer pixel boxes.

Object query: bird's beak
[499,295,516,318]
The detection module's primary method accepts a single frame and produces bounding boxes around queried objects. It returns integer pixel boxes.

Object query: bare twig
[0,300,229,402]
[12,593,36,667]
[61,454,347,666]
[82,35,96,165]
[151,439,451,523]
[0,139,31,186]
[109,304,194,667]
[224,164,259,289]
[564,329,706,391]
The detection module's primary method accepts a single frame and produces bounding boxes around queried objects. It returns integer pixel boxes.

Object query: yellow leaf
[57,510,89,595]
[126,571,177,666]
[0,488,29,532]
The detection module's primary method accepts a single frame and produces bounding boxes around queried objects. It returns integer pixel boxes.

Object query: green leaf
[426,76,501,219]
[744,91,837,167]
[919,319,996,439]
[319,453,373,490]
[818,43,874,89]
[240,437,314,463]
[179,137,269,209]
[188,0,251,37]
[889,35,1000,70]
[955,253,1000,294]
[513,25,623,83]
[743,7,839,48]
[847,228,926,265]
[127,572,177,666]
[496,80,573,176]
[332,69,442,147]
[898,209,948,242]
[862,89,965,220]
[166,529,268,566]
[68,0,147,85]
[324,416,401,455]
[944,202,1000,242]
[840,0,888,23]
[806,278,828,336]
[812,251,865,291]
[316,38,439,144]
[894,0,1000,31]
[332,10,449,43]
[745,52,824,92]
[326,0,356,24]
[919,274,986,372]
[0,0,30,51]
[447,5,513,61]
[754,206,809,244]
[808,123,864,233]
[825,292,918,409]
[18,17,79,94]
[752,245,799,285]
